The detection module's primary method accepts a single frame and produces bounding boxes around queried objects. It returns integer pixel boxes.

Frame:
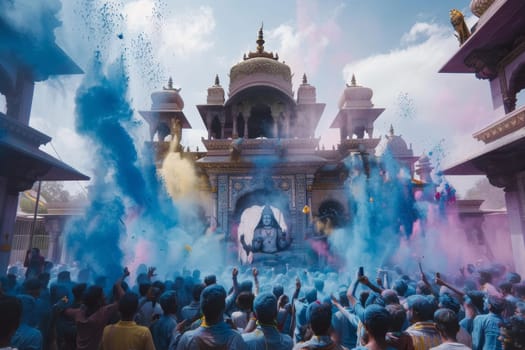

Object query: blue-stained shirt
[332,307,359,349]
[471,313,502,350]
[176,321,247,350]
[242,324,293,350]
[294,335,347,350]
[150,314,178,350]
[11,324,43,350]
[181,301,200,321]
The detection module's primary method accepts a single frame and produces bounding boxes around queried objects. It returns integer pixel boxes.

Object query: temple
[442,0,525,275]
[140,26,432,264]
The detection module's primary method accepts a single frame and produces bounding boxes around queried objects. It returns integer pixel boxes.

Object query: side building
[442,0,525,275]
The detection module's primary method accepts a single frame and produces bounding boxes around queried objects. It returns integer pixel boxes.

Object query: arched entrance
[232,189,291,264]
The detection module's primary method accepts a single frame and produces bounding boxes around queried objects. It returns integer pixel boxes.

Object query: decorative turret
[139,77,192,142]
[385,125,414,158]
[296,73,326,138]
[415,153,434,184]
[383,125,419,176]
[206,74,225,105]
[330,74,384,155]
[297,73,317,104]
[151,77,184,111]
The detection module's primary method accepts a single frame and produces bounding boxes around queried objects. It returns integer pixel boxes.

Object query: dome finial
[389,124,394,136]
[351,74,357,86]
[214,74,220,86]
[302,73,307,84]
[165,77,173,90]
[256,22,265,53]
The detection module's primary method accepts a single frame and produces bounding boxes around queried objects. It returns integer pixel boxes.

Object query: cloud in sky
[339,20,495,168]
[123,0,216,59]
[267,0,345,88]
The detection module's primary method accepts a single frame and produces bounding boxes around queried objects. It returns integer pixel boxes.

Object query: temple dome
[150,77,184,111]
[228,26,293,98]
[338,74,374,109]
[385,125,413,157]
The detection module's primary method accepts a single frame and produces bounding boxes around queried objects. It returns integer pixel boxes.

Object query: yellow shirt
[100,320,156,350]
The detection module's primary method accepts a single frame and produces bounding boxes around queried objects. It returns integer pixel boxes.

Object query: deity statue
[240,205,290,259]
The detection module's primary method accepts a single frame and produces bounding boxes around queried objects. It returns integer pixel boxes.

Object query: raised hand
[252,267,258,277]
[295,277,301,290]
[232,267,239,278]
[147,267,157,279]
[435,272,444,286]
[123,267,130,278]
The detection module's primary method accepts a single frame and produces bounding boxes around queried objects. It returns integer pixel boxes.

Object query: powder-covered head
[159,291,177,315]
[200,284,226,320]
[305,288,317,303]
[253,292,277,324]
[406,294,435,322]
[363,304,391,340]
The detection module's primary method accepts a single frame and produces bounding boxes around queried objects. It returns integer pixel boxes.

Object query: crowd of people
[1,248,525,350]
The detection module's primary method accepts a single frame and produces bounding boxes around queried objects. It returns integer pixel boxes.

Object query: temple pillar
[285,111,291,138]
[45,219,62,262]
[206,112,212,140]
[0,177,20,273]
[243,115,249,138]
[219,113,226,139]
[6,69,35,125]
[295,174,307,240]
[504,173,525,276]
[232,112,238,138]
[217,175,229,236]
[306,174,314,234]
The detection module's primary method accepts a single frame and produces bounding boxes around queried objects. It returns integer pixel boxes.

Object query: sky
[6,0,503,196]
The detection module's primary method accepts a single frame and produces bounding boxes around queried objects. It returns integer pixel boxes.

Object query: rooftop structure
[442,0,525,275]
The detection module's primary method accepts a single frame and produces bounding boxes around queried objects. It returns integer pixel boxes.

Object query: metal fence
[9,218,49,265]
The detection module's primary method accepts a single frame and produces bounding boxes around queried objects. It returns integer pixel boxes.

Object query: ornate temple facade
[140,27,428,262]
[442,0,525,275]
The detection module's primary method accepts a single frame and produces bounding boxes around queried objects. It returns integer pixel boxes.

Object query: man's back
[405,322,442,350]
[101,320,155,350]
[242,324,293,350]
[332,308,358,349]
[472,313,502,350]
[176,321,247,350]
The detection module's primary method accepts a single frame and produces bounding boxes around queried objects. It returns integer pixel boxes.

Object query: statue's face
[262,214,272,226]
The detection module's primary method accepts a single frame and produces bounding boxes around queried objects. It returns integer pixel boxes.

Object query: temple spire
[256,23,265,53]
[164,77,173,90]
[214,74,220,86]
[389,124,394,136]
[302,73,307,84]
[351,74,356,86]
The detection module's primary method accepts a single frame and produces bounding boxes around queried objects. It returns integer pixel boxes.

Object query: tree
[37,181,70,203]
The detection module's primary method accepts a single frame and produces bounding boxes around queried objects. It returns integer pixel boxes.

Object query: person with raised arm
[242,292,293,350]
[61,267,129,350]
[331,288,360,349]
